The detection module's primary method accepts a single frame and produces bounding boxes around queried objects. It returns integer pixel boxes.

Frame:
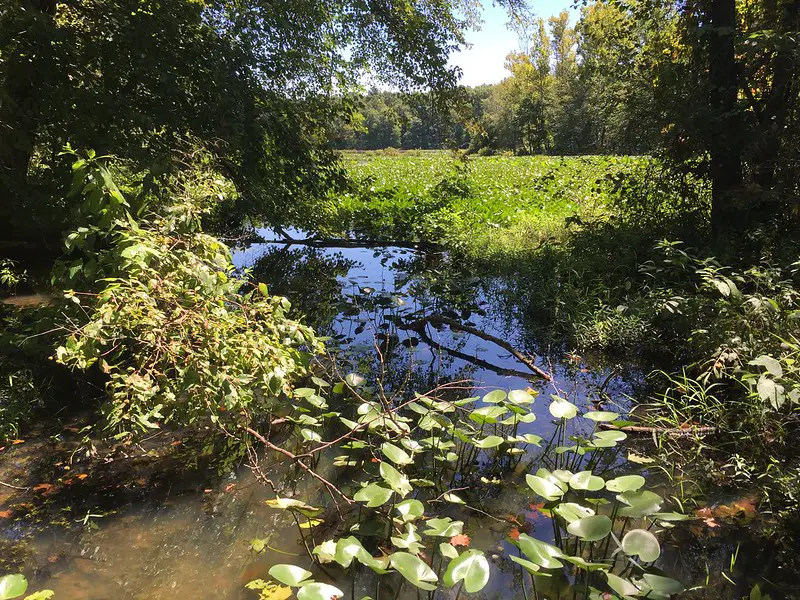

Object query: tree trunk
[708,0,743,236]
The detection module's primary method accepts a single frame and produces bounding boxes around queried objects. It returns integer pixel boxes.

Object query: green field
[330,150,653,258]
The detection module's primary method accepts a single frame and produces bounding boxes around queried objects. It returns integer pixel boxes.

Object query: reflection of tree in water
[247,246,356,331]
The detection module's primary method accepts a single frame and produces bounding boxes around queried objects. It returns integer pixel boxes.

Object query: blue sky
[450,0,578,86]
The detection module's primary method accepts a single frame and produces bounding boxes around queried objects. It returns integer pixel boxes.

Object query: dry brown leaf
[450,534,471,547]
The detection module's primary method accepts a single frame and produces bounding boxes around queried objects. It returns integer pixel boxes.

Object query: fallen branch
[401,315,552,380]
[600,423,717,436]
[244,426,353,504]
[409,326,541,381]
[0,480,29,491]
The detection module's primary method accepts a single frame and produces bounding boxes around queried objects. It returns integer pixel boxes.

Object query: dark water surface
[1,234,753,599]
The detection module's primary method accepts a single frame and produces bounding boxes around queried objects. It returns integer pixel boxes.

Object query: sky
[450,0,579,87]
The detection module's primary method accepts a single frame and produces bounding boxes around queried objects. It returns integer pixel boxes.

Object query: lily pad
[605,475,646,493]
[566,515,612,542]
[443,549,491,593]
[622,529,661,563]
[569,471,605,492]
[390,552,439,591]
[297,583,344,600]
[268,565,313,587]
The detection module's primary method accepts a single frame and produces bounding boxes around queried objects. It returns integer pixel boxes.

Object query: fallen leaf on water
[76,474,88,480]
[170,441,183,447]
[33,483,54,494]
[508,528,520,541]
[47,555,60,563]
[224,483,236,492]
[450,534,471,547]
[0,510,12,518]
[11,439,24,445]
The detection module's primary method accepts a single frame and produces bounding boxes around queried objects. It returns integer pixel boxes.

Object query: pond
[0,234,767,599]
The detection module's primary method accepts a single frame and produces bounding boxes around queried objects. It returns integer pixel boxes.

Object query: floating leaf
[394,499,425,522]
[443,549,490,593]
[423,517,463,537]
[0,574,27,600]
[605,475,646,493]
[566,515,612,542]
[526,474,567,501]
[482,390,507,403]
[268,565,313,587]
[381,442,414,465]
[621,529,661,562]
[517,534,564,569]
[508,555,542,575]
[450,534,471,547]
[569,471,605,492]
[390,552,438,591]
[354,483,394,508]
[593,430,627,442]
[605,573,640,597]
[473,435,504,449]
[345,373,366,387]
[297,583,344,600]
[439,543,459,559]
[549,397,578,419]
[508,390,535,404]
[617,490,663,517]
[380,462,412,497]
[553,502,595,523]
[469,406,508,425]
[641,574,684,595]
[583,411,620,422]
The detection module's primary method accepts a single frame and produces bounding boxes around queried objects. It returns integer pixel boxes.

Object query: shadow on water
[0,231,786,599]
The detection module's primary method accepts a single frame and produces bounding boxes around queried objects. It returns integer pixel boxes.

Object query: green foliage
[255,372,687,597]
[52,151,321,434]
[0,260,26,294]
[329,151,644,247]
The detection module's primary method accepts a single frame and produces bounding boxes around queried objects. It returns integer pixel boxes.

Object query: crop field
[332,150,648,254]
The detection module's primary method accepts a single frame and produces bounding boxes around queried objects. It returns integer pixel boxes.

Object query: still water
[1,235,682,599]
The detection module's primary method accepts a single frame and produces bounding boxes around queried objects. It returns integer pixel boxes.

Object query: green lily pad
[394,499,425,522]
[268,564,313,587]
[443,549,490,593]
[566,515,612,542]
[605,475,646,493]
[390,552,439,591]
[381,442,414,465]
[622,529,661,562]
[549,397,578,419]
[354,483,394,507]
[517,533,565,569]
[526,474,567,501]
[0,575,27,600]
[297,583,344,600]
[569,471,605,491]
[583,411,620,422]
[553,502,595,523]
[423,517,464,537]
[617,490,663,517]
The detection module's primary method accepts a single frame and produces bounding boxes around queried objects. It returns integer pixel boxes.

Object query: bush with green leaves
[52,150,322,435]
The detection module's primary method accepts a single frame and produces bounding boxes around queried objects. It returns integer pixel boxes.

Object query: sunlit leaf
[566,515,612,541]
[621,529,661,562]
[390,552,438,591]
[443,549,490,593]
[268,565,313,587]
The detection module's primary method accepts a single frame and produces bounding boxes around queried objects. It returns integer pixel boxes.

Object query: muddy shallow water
[0,234,776,598]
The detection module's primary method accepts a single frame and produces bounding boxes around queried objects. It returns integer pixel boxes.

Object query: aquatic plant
[247,373,689,599]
